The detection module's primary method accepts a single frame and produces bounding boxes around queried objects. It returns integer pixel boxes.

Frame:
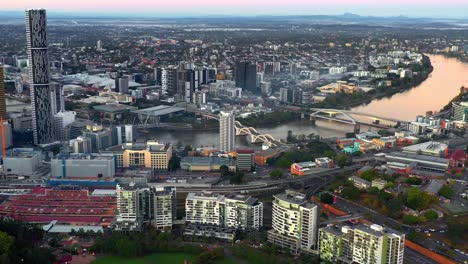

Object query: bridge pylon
[354,124,361,134]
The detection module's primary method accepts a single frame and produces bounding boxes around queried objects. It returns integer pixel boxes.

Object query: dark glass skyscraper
[235,61,257,93]
[26,9,55,144]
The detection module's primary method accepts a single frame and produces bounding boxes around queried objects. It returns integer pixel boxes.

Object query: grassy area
[91,253,242,264]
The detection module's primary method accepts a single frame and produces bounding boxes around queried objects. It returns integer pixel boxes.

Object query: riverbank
[314,54,434,110]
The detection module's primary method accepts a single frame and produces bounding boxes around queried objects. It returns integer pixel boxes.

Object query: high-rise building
[235,61,257,93]
[25,9,55,144]
[69,136,92,153]
[96,40,103,51]
[319,224,405,264]
[119,76,129,94]
[115,183,145,231]
[82,124,112,152]
[219,111,235,152]
[53,111,76,141]
[147,186,177,230]
[267,190,319,255]
[50,82,64,114]
[0,65,7,119]
[185,191,263,231]
[224,194,263,230]
[279,88,289,103]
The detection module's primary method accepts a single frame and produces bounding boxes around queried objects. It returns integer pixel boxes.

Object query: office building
[53,111,76,141]
[69,136,92,153]
[268,190,319,254]
[185,191,263,231]
[115,183,145,231]
[26,9,55,144]
[51,153,115,179]
[279,88,289,103]
[0,65,6,119]
[105,140,172,170]
[83,124,113,152]
[235,61,257,93]
[219,111,235,152]
[119,76,129,94]
[319,224,405,264]
[452,102,468,122]
[236,149,255,171]
[113,124,137,145]
[147,186,176,230]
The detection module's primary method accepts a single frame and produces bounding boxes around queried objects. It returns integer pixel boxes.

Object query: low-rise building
[371,179,388,190]
[384,152,449,174]
[180,157,233,172]
[401,141,448,157]
[105,141,172,171]
[236,149,255,171]
[349,176,371,189]
[51,153,115,180]
[3,148,42,177]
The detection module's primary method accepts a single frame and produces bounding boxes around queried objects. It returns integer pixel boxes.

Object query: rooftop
[93,104,137,113]
[386,151,449,164]
[402,141,448,155]
[132,105,185,116]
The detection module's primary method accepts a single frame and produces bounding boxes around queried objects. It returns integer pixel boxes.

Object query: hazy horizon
[1,0,468,19]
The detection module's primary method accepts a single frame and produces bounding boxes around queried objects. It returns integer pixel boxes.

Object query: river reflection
[143,54,468,147]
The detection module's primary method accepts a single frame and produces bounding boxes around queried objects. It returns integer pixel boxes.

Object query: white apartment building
[69,136,92,154]
[267,190,319,254]
[115,183,144,231]
[219,111,235,152]
[185,192,263,231]
[319,224,405,264]
[54,111,76,141]
[148,186,176,230]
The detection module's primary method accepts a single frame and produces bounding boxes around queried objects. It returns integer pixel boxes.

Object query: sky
[1,0,468,18]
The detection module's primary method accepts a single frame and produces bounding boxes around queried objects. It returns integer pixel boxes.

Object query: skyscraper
[25,9,55,144]
[0,65,6,119]
[50,82,64,114]
[235,61,257,93]
[219,111,235,152]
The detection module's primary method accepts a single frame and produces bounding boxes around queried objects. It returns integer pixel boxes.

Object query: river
[140,55,468,148]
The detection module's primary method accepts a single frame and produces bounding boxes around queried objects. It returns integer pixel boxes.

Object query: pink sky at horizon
[1,0,466,10]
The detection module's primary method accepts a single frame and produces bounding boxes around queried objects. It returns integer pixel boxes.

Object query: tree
[320,193,334,204]
[406,177,422,185]
[406,187,437,210]
[342,186,361,200]
[0,231,14,260]
[424,210,439,221]
[168,156,181,171]
[336,154,348,168]
[323,150,336,159]
[439,185,454,199]
[368,187,380,195]
[230,171,245,184]
[219,165,230,177]
[275,157,292,168]
[403,215,422,225]
[361,170,379,182]
[270,169,284,180]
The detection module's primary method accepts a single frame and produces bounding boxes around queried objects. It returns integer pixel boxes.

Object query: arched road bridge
[197,112,283,147]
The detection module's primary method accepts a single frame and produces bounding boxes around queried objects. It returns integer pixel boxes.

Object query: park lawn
[92,253,242,264]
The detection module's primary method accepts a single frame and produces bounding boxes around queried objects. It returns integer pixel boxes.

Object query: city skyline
[1,1,468,18]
